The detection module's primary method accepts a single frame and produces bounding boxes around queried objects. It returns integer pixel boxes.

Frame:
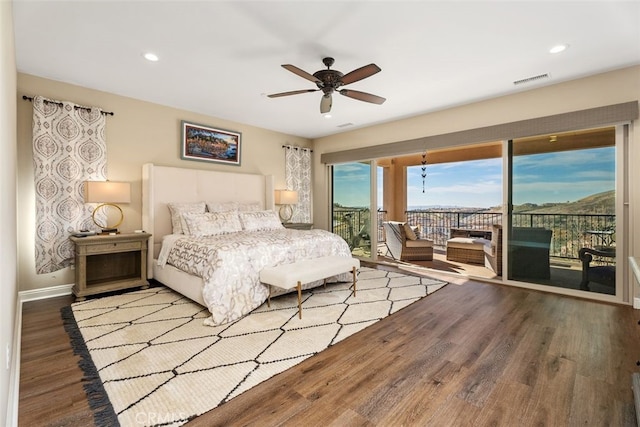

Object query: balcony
[332,208,615,294]
[404,210,615,260]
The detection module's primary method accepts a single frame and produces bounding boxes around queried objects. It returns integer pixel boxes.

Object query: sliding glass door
[507,127,616,295]
[331,162,374,258]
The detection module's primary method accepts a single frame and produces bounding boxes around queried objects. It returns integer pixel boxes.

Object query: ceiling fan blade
[340,63,381,86]
[268,89,319,98]
[320,94,332,114]
[282,64,322,84]
[339,89,386,105]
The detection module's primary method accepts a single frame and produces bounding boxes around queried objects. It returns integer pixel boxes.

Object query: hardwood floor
[19,265,640,426]
[19,296,94,426]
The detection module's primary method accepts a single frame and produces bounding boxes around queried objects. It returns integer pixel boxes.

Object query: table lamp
[274,189,298,223]
[84,181,131,234]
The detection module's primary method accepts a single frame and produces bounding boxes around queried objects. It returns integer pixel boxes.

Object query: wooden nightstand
[283,222,313,230]
[70,232,151,301]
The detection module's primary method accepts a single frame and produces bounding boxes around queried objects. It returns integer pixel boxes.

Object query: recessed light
[324,114,332,119]
[549,44,568,54]
[143,52,159,62]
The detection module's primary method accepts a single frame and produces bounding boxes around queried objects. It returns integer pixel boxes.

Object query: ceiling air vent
[337,122,354,128]
[513,73,550,86]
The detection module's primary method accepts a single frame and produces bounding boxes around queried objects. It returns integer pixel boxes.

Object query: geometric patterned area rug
[61,267,447,426]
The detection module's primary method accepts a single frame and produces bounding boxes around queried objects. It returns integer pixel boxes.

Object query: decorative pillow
[167,202,206,234]
[181,211,242,237]
[404,223,421,240]
[206,201,239,213]
[238,210,284,232]
[237,201,262,212]
[206,201,263,213]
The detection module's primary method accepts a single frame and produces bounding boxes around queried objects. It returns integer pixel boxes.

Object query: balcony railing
[332,207,615,260]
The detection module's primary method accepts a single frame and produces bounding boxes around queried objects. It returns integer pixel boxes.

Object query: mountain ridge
[510,190,614,215]
[404,190,615,214]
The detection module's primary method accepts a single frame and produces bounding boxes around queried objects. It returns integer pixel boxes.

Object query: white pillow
[167,202,206,234]
[181,211,242,237]
[206,201,239,213]
[403,223,421,240]
[237,201,262,212]
[238,210,284,232]
[206,201,263,213]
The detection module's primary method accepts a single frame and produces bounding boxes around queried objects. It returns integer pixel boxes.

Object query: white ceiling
[12,1,640,139]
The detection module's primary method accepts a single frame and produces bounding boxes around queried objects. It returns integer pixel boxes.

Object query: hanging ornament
[421,151,427,193]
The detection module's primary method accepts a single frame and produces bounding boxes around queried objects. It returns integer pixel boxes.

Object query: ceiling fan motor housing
[314,69,344,92]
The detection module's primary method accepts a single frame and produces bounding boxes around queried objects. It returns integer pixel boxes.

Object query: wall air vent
[513,73,550,85]
[337,123,354,128]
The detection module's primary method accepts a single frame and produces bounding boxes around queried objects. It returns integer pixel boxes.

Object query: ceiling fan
[268,57,386,114]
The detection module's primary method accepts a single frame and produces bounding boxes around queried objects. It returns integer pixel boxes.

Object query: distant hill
[512,190,615,215]
[353,191,616,215]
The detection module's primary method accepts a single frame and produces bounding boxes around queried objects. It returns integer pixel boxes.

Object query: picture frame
[181,121,241,166]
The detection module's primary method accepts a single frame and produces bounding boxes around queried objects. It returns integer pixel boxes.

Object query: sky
[332,146,615,209]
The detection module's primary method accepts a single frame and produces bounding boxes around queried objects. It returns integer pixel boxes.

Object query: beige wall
[16,74,311,291]
[312,65,639,301]
[1,1,18,424]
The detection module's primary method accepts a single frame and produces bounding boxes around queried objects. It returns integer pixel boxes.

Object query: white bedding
[157,228,352,325]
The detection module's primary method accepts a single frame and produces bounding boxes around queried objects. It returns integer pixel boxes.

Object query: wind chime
[421,151,427,193]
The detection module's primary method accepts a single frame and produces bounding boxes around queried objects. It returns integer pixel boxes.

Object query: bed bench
[260,255,360,319]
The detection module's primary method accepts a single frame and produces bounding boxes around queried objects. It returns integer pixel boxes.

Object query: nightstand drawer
[83,241,142,255]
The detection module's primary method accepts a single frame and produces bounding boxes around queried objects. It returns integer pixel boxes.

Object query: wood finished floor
[19,263,640,426]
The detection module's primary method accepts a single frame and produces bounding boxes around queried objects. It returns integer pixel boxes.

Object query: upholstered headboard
[142,163,274,278]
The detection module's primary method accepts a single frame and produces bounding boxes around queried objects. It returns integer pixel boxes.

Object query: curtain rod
[22,95,114,116]
[282,145,313,152]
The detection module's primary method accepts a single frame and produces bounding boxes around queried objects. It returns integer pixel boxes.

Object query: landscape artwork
[181,121,241,166]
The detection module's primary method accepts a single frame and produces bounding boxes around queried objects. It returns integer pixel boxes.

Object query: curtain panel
[284,145,312,223]
[31,96,107,274]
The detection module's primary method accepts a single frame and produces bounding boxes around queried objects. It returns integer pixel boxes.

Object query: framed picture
[181,121,241,166]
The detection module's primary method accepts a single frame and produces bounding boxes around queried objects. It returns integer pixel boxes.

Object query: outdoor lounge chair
[382,221,434,261]
[579,246,615,291]
[508,227,553,280]
[483,224,503,275]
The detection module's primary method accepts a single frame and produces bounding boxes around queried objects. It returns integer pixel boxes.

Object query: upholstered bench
[260,255,360,319]
[446,237,491,264]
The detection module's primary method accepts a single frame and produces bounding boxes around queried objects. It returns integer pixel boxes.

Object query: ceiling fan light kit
[268,57,386,114]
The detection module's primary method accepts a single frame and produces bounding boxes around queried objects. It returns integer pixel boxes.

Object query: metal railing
[333,207,615,260]
[405,210,501,248]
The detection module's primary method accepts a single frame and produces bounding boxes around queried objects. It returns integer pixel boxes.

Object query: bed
[141,163,352,326]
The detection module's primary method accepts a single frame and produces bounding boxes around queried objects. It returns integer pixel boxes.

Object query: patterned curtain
[284,145,312,223]
[32,96,107,274]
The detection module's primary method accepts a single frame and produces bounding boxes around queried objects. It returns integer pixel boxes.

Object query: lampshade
[84,181,131,233]
[84,181,131,203]
[274,189,298,205]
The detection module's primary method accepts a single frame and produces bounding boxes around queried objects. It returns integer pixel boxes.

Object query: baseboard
[6,284,74,427]
[18,283,73,303]
[6,296,23,427]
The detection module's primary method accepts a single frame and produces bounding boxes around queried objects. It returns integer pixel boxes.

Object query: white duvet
[157,229,352,325]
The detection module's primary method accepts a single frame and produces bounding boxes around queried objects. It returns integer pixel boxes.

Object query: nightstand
[283,222,313,230]
[70,232,151,301]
